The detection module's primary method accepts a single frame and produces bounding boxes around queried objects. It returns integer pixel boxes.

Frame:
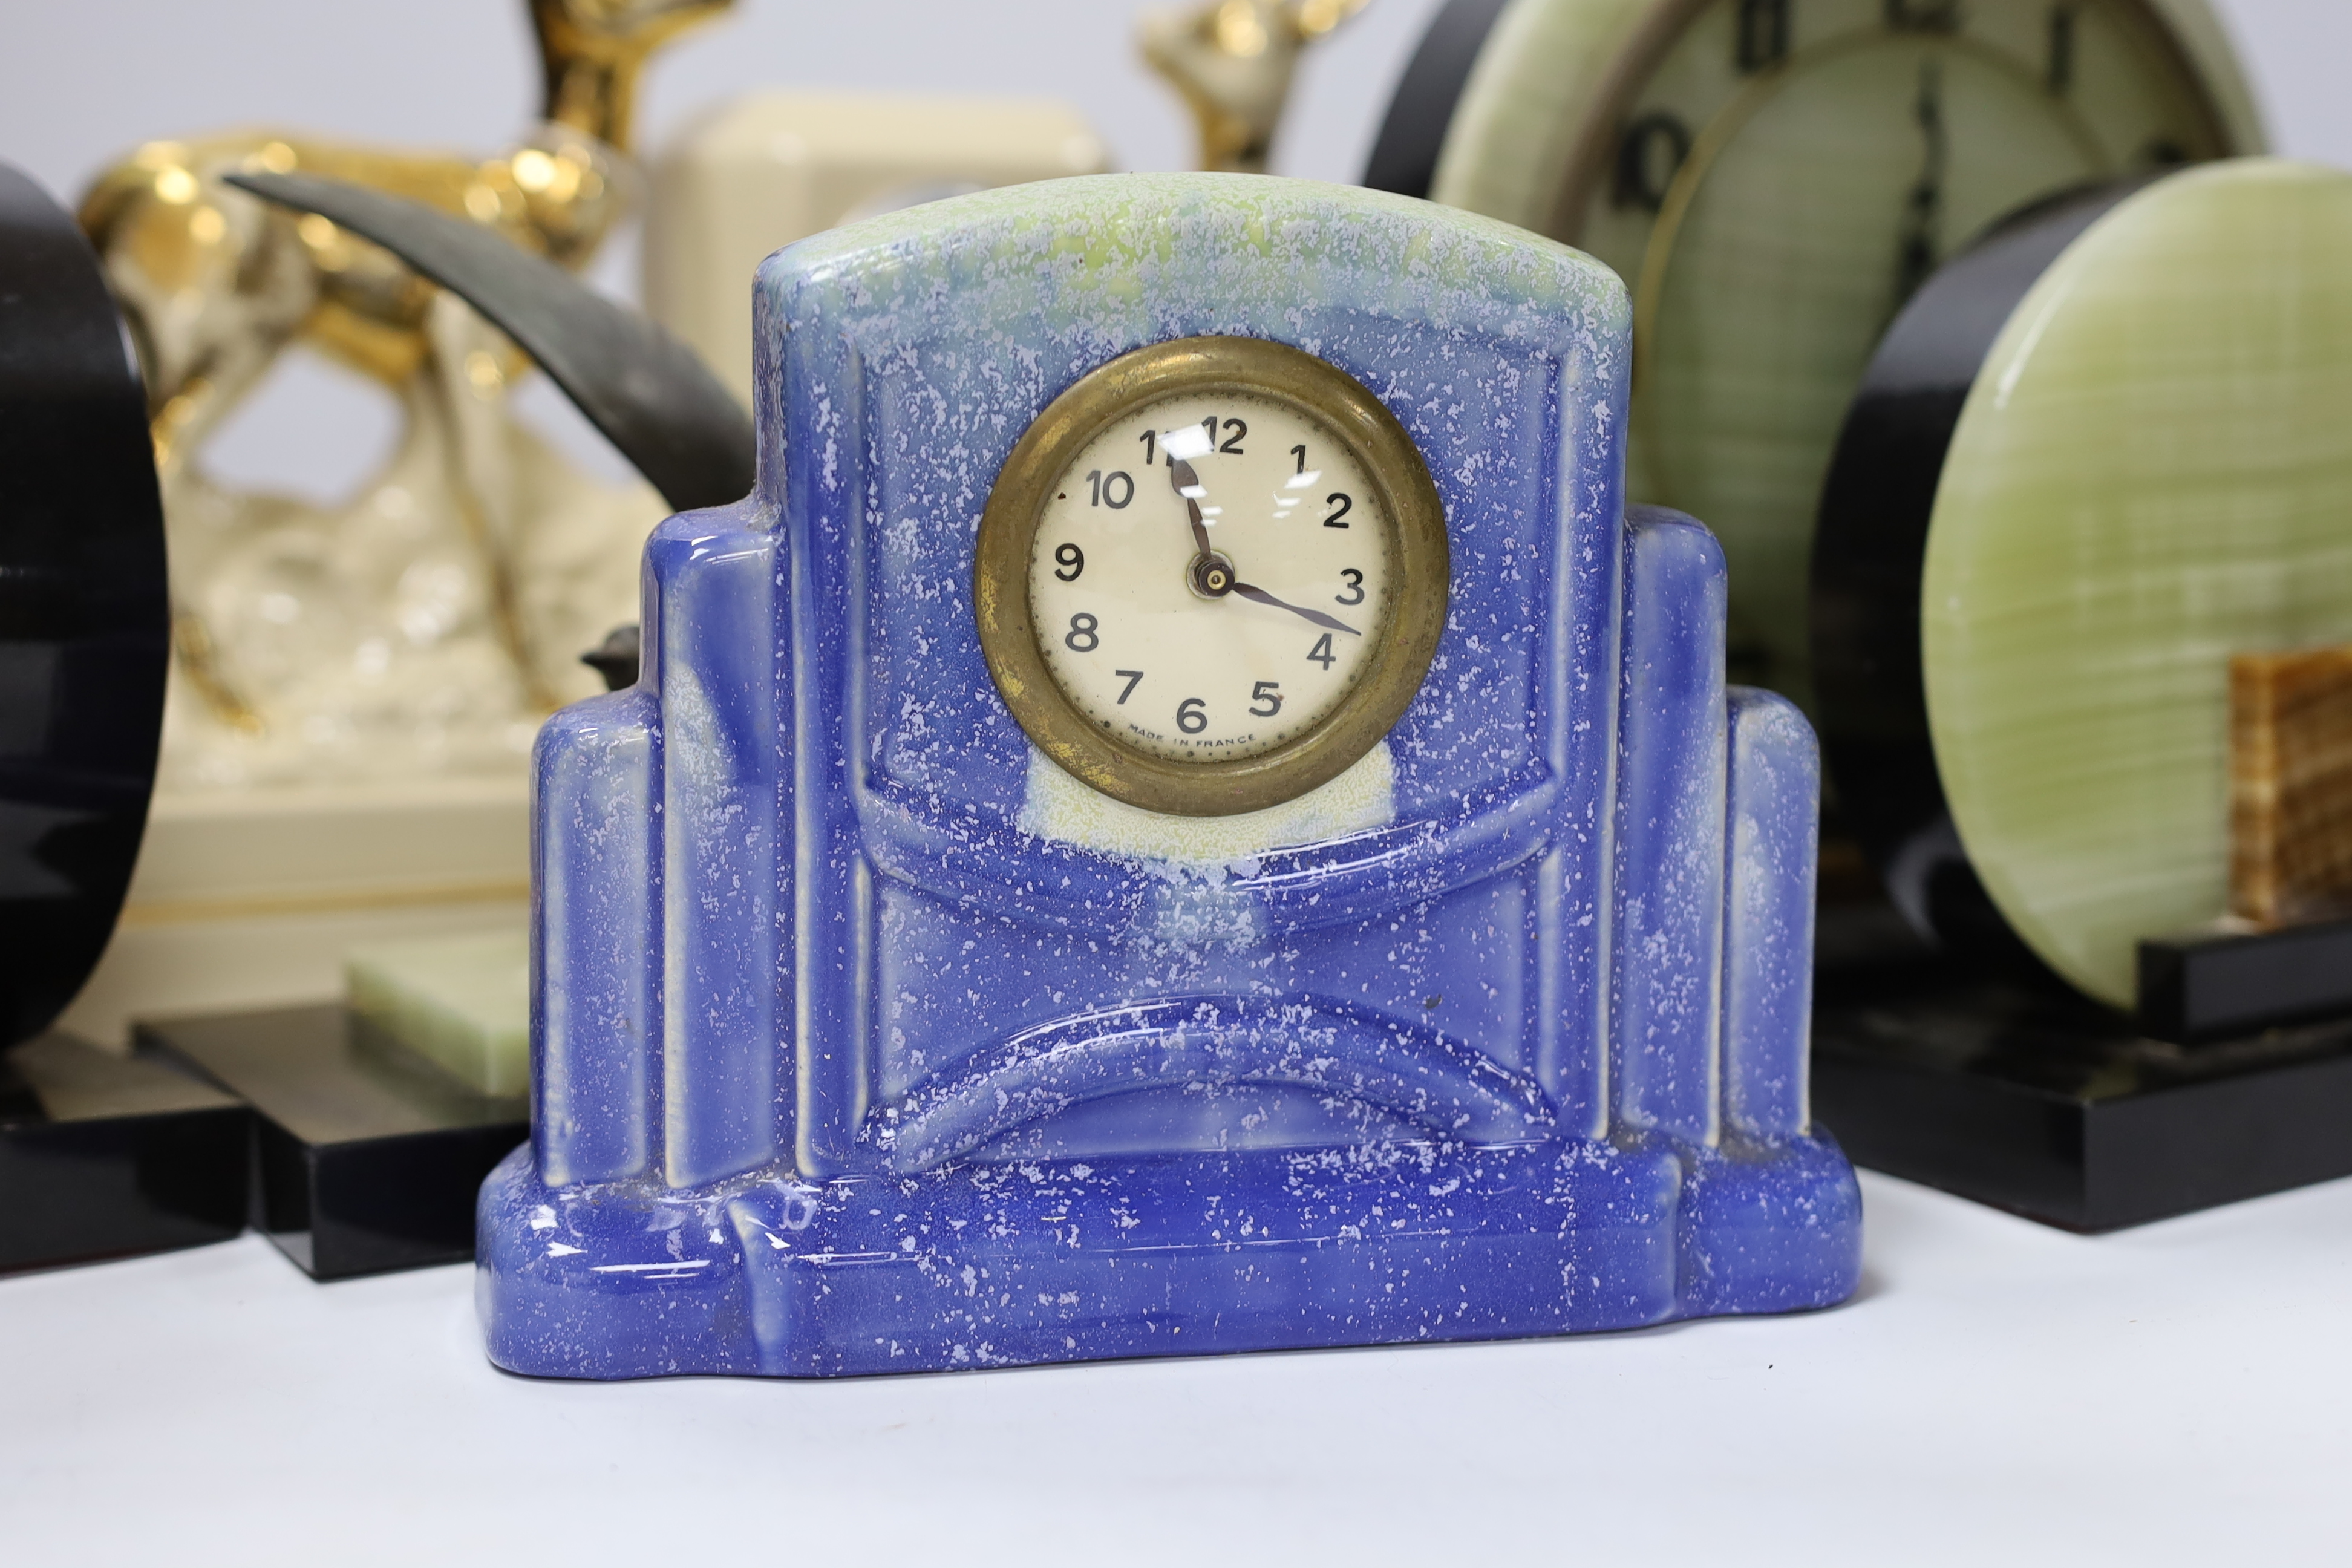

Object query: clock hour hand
[1168,454,1216,559]
[1227,579,1361,637]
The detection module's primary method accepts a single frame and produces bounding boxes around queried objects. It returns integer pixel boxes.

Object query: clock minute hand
[1168,454,1215,559]
[1227,579,1361,637]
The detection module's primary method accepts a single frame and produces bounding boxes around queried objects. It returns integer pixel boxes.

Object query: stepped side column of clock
[482,176,1860,1379]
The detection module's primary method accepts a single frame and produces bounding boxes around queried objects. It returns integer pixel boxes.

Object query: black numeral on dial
[1613,112,1692,212]
[1065,612,1099,652]
[1177,697,1208,734]
[1249,681,1283,717]
[1322,493,1353,529]
[2047,5,2076,92]
[1086,470,1133,508]
[1053,543,1085,581]
[1885,0,1959,31]
[1307,634,1336,670]
[1335,568,1364,606]
[1114,669,1143,704]
[1736,0,1789,72]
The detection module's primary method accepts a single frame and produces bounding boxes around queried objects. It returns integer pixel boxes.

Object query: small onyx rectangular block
[345,930,529,1098]
[2231,644,2352,927]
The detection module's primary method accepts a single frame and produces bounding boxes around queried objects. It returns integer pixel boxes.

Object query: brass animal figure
[76,0,729,788]
[1141,0,1369,174]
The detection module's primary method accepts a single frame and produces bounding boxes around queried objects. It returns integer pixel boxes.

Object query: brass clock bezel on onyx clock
[974,335,1449,818]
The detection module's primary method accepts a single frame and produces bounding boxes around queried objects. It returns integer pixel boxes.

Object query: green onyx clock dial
[1424,0,2261,710]
[976,336,1448,818]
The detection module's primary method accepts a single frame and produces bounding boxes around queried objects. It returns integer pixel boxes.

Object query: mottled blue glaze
[480,175,1859,1377]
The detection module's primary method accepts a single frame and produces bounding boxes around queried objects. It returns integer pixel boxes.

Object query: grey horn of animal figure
[226,169,757,514]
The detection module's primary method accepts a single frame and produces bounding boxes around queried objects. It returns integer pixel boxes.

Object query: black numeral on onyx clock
[1053,543,1085,581]
[1884,0,1959,31]
[1322,493,1353,529]
[1335,568,1364,606]
[1249,681,1283,717]
[1307,633,1336,670]
[1177,697,1208,734]
[1114,669,1144,704]
[2047,5,2076,93]
[1613,112,1691,212]
[1736,0,1789,73]
[1085,469,1133,508]
[1064,612,1099,652]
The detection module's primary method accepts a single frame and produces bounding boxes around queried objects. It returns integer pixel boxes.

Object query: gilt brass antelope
[77,0,729,789]
[1141,0,1370,175]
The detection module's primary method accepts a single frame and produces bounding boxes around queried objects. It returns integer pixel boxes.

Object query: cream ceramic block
[346,929,531,1097]
[56,778,528,1046]
[644,93,1109,406]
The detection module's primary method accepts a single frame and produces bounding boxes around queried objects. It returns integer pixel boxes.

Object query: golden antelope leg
[1141,0,1369,174]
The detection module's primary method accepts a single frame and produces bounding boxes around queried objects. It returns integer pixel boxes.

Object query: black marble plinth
[2138,917,2352,1045]
[0,1032,249,1272]
[1812,912,2352,1232]
[140,1005,527,1281]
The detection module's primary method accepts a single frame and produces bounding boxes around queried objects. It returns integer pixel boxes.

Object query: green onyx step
[345,929,531,1097]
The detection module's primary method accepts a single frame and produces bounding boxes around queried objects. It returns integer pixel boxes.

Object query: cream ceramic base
[58,777,528,1047]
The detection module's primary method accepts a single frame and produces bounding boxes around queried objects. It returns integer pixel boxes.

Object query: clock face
[1027,391,1391,765]
[1557,0,2237,710]
[975,337,1446,817]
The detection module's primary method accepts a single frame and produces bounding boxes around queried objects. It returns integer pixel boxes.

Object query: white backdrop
[4,0,2346,495]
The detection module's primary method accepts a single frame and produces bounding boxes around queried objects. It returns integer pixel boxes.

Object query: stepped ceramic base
[0,1033,247,1272]
[1811,942,2352,1233]
[142,1005,526,1280]
[478,1134,1861,1379]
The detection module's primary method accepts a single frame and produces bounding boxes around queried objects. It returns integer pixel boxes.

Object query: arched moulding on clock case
[1366,0,2263,716]
[0,164,170,1045]
[1813,158,2352,1008]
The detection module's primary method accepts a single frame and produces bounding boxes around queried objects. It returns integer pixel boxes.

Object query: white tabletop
[3,1169,2347,1567]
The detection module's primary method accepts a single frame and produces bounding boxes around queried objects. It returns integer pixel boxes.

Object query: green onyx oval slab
[1924,158,2352,1005]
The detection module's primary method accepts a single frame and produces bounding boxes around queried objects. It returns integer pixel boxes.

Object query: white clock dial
[1027,391,1391,766]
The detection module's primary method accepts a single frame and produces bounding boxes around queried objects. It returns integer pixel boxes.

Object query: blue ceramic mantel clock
[479,174,1861,1377]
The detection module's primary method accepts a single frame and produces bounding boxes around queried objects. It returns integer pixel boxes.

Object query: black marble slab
[1812,910,2352,1232]
[0,1032,249,1272]
[140,1005,526,1281]
[2138,917,2352,1045]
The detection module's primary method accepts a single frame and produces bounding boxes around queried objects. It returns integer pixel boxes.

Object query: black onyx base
[1811,912,2352,1233]
[0,1033,249,1272]
[140,1006,527,1281]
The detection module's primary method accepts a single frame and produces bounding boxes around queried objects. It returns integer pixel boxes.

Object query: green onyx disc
[1923,160,2352,1005]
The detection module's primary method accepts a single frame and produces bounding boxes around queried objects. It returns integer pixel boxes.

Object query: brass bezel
[974,335,1448,818]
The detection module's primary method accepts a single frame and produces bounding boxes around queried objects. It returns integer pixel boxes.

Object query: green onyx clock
[1371,0,2262,710]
